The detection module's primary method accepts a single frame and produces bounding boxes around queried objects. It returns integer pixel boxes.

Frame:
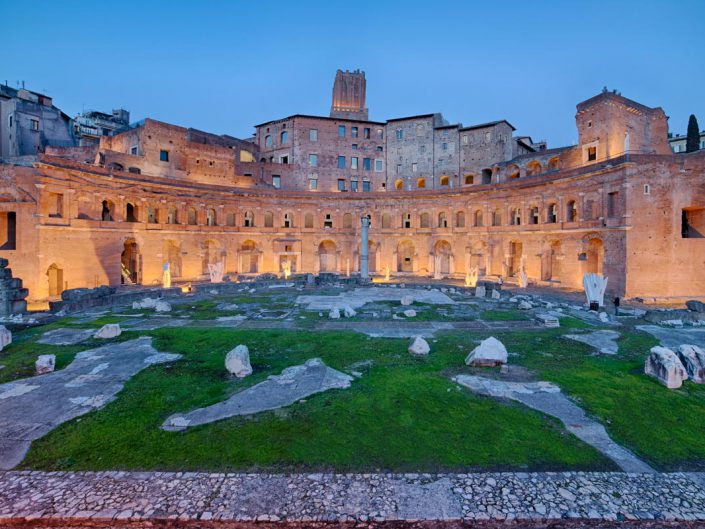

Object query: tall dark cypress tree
[686,114,700,152]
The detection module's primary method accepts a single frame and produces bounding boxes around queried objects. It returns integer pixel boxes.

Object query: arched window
[283,212,293,228]
[167,206,178,224]
[548,157,561,171]
[438,212,448,228]
[456,211,465,228]
[126,202,138,222]
[226,212,235,226]
[206,208,217,226]
[101,200,114,222]
[511,208,521,226]
[147,205,158,224]
[440,175,450,186]
[187,207,197,225]
[526,161,542,176]
[420,212,430,228]
[264,211,273,228]
[280,131,288,144]
[529,206,539,225]
[481,169,493,185]
[507,165,520,179]
[547,203,558,223]
[265,135,272,148]
[464,174,474,185]
[382,213,391,229]
[395,178,403,190]
[304,212,314,228]
[474,210,483,227]
[566,200,578,222]
[343,213,353,229]
[417,177,426,189]
[492,209,502,226]
[323,213,333,228]
[244,210,255,227]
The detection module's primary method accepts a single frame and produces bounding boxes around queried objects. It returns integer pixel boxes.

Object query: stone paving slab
[1,470,705,526]
[453,375,654,474]
[37,327,96,345]
[637,325,705,350]
[296,287,456,311]
[0,338,182,470]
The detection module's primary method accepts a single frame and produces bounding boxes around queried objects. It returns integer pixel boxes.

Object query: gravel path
[1,470,704,525]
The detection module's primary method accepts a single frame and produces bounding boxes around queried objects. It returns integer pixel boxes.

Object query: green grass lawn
[20,327,612,472]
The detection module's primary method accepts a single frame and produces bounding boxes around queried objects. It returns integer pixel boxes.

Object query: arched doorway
[318,240,337,272]
[47,263,63,297]
[585,237,604,275]
[240,240,258,273]
[507,241,523,277]
[121,239,140,284]
[397,240,415,273]
[433,240,452,276]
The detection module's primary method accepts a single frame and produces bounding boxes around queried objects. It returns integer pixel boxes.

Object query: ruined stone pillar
[360,216,370,280]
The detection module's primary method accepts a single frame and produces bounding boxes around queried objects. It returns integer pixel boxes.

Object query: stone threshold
[1,471,705,527]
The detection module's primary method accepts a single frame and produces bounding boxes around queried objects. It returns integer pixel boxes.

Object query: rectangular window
[30,119,39,131]
[338,179,346,191]
[377,129,384,139]
[607,191,619,218]
[363,127,370,139]
[160,149,169,162]
[130,146,138,155]
[412,162,418,173]
[396,164,402,174]
[442,142,448,151]
[587,146,597,161]
[338,156,346,169]
[309,129,318,141]
[374,159,383,172]
[376,146,383,152]
[8,116,12,128]
[338,125,346,137]
[272,175,281,189]
[351,157,358,170]
[462,135,468,145]
[309,154,318,167]
[309,178,318,190]
[363,158,371,171]
[396,129,403,140]
[351,180,358,192]
[351,144,358,150]
[362,181,371,192]
[351,127,358,138]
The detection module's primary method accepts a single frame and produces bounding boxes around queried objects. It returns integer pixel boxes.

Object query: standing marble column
[360,216,370,280]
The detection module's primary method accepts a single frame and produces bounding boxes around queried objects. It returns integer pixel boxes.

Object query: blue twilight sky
[1,0,703,146]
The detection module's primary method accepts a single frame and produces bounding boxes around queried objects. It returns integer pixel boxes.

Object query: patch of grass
[481,309,529,321]
[21,328,611,473]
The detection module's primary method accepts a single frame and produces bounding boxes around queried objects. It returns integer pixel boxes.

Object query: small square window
[352,143,358,150]
[130,146,138,155]
[376,146,383,152]
[160,150,169,162]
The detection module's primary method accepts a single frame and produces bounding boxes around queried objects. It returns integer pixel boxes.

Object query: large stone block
[644,346,688,389]
[465,337,508,367]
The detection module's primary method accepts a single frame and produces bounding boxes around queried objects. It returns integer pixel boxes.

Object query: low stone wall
[49,286,183,313]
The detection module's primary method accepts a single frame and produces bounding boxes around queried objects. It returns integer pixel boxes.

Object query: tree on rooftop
[686,114,700,152]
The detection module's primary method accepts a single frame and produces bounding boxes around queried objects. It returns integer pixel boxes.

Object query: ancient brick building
[0,74,703,303]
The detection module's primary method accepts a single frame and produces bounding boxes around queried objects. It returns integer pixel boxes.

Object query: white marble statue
[583,273,608,307]
[281,260,291,280]
[465,266,479,288]
[207,261,224,283]
[162,262,171,289]
[433,254,442,280]
[384,266,391,281]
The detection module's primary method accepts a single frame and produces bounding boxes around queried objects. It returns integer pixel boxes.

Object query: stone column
[360,216,370,280]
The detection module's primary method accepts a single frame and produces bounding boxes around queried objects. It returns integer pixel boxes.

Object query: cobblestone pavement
[1,470,705,526]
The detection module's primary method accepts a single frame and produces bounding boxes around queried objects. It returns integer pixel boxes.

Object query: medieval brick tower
[330,69,368,120]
